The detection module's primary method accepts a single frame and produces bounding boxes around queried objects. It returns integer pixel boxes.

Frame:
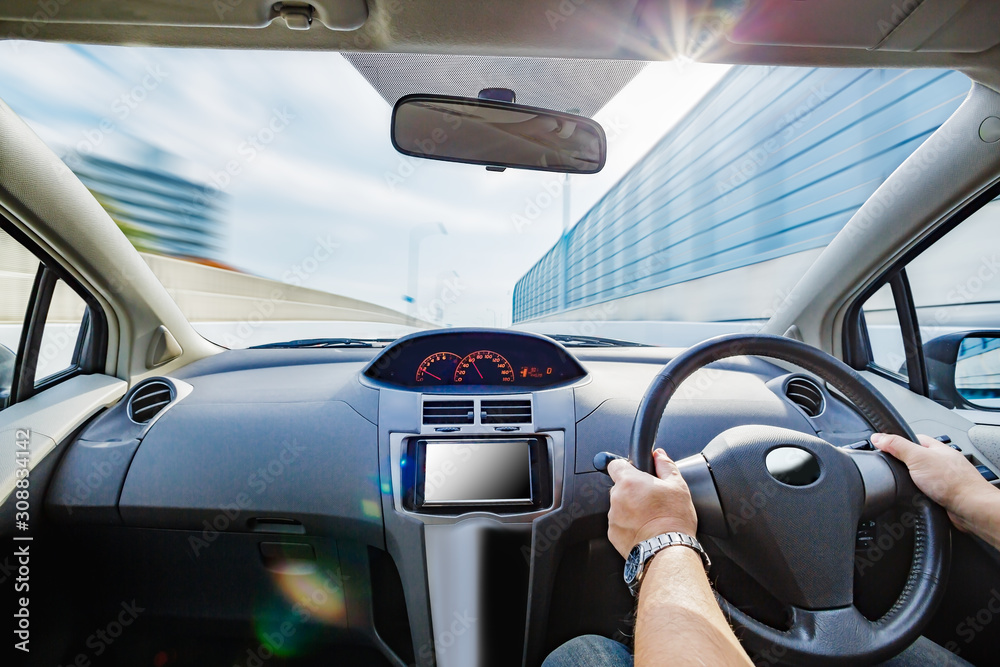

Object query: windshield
[0,45,972,347]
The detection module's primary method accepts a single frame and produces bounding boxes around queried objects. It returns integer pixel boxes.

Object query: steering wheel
[628,333,950,666]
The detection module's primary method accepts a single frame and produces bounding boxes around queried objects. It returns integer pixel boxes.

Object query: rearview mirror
[391,94,606,174]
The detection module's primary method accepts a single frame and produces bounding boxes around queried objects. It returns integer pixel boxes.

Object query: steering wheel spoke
[675,454,728,537]
[844,448,899,518]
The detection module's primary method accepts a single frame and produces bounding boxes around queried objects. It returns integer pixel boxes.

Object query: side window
[908,198,1000,408]
[862,282,908,380]
[0,227,40,407]
[0,224,101,411]
[35,280,88,385]
[853,195,1000,407]
[907,198,1000,340]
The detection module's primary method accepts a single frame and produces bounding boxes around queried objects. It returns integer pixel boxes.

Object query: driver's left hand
[607,449,698,558]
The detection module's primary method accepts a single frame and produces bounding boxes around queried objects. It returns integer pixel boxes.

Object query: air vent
[422,400,474,425]
[784,377,825,417]
[127,380,174,424]
[481,399,532,424]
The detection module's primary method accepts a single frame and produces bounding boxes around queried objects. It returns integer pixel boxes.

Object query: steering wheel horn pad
[629,333,950,666]
[700,425,865,611]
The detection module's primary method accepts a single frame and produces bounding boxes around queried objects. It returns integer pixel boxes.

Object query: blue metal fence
[513,66,971,322]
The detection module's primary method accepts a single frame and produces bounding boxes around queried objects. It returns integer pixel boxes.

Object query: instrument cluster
[363,330,587,390]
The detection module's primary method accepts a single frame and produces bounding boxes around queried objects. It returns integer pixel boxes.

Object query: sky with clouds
[0,41,729,327]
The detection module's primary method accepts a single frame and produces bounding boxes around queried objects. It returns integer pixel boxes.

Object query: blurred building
[73,153,226,263]
[68,152,428,340]
[513,67,971,323]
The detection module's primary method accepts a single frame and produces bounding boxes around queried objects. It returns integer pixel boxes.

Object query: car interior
[3,1,1000,666]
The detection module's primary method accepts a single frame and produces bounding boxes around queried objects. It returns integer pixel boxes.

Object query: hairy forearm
[954,484,1000,551]
[635,547,753,667]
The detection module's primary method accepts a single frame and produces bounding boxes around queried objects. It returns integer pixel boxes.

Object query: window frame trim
[11,264,58,403]
[890,268,928,396]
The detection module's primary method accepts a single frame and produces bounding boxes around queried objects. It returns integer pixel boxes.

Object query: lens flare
[361,498,381,519]
[272,567,348,625]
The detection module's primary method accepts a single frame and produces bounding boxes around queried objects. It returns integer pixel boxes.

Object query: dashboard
[38,328,895,667]
[362,329,588,389]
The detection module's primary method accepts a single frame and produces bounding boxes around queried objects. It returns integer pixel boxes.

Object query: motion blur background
[0,44,995,353]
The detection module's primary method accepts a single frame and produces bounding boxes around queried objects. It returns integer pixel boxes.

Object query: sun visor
[718,0,999,53]
[872,0,1000,53]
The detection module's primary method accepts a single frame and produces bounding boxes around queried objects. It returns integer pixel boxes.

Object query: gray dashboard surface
[172,348,379,422]
[119,399,385,547]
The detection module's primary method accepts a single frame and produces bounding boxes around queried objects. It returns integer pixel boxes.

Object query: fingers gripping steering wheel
[628,334,949,666]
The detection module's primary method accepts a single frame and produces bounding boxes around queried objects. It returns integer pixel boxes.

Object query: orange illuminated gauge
[416,352,462,384]
[454,350,515,384]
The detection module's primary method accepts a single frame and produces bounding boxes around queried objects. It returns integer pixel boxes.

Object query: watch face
[624,545,642,583]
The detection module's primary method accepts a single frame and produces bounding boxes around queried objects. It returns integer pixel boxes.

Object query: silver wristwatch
[624,532,711,597]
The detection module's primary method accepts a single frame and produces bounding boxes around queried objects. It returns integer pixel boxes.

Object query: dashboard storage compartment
[118,400,383,547]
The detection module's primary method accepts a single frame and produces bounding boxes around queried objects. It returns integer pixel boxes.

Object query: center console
[364,329,586,667]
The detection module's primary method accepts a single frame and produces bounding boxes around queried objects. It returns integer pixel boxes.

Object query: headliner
[1,0,999,90]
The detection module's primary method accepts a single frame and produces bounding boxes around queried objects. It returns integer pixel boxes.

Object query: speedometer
[454,350,515,384]
[416,352,462,384]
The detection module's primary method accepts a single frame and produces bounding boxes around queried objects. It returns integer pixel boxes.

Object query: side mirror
[924,331,1000,410]
[391,94,606,174]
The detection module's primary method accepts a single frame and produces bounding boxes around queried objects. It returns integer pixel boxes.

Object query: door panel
[0,374,125,533]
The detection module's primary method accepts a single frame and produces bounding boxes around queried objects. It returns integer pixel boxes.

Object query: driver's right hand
[872,432,997,534]
[607,449,698,558]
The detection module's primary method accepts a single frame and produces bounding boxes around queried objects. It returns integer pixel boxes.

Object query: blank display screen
[422,440,532,504]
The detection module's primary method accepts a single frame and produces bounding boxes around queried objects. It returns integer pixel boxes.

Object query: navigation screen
[421,439,532,505]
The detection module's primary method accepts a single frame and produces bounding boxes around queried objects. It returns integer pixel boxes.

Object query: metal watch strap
[630,532,711,597]
[647,532,711,572]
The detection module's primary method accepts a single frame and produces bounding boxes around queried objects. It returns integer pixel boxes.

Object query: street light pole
[405,222,448,317]
[559,173,571,312]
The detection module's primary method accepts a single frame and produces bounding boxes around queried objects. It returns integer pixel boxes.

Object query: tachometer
[415,352,462,384]
[454,350,515,384]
